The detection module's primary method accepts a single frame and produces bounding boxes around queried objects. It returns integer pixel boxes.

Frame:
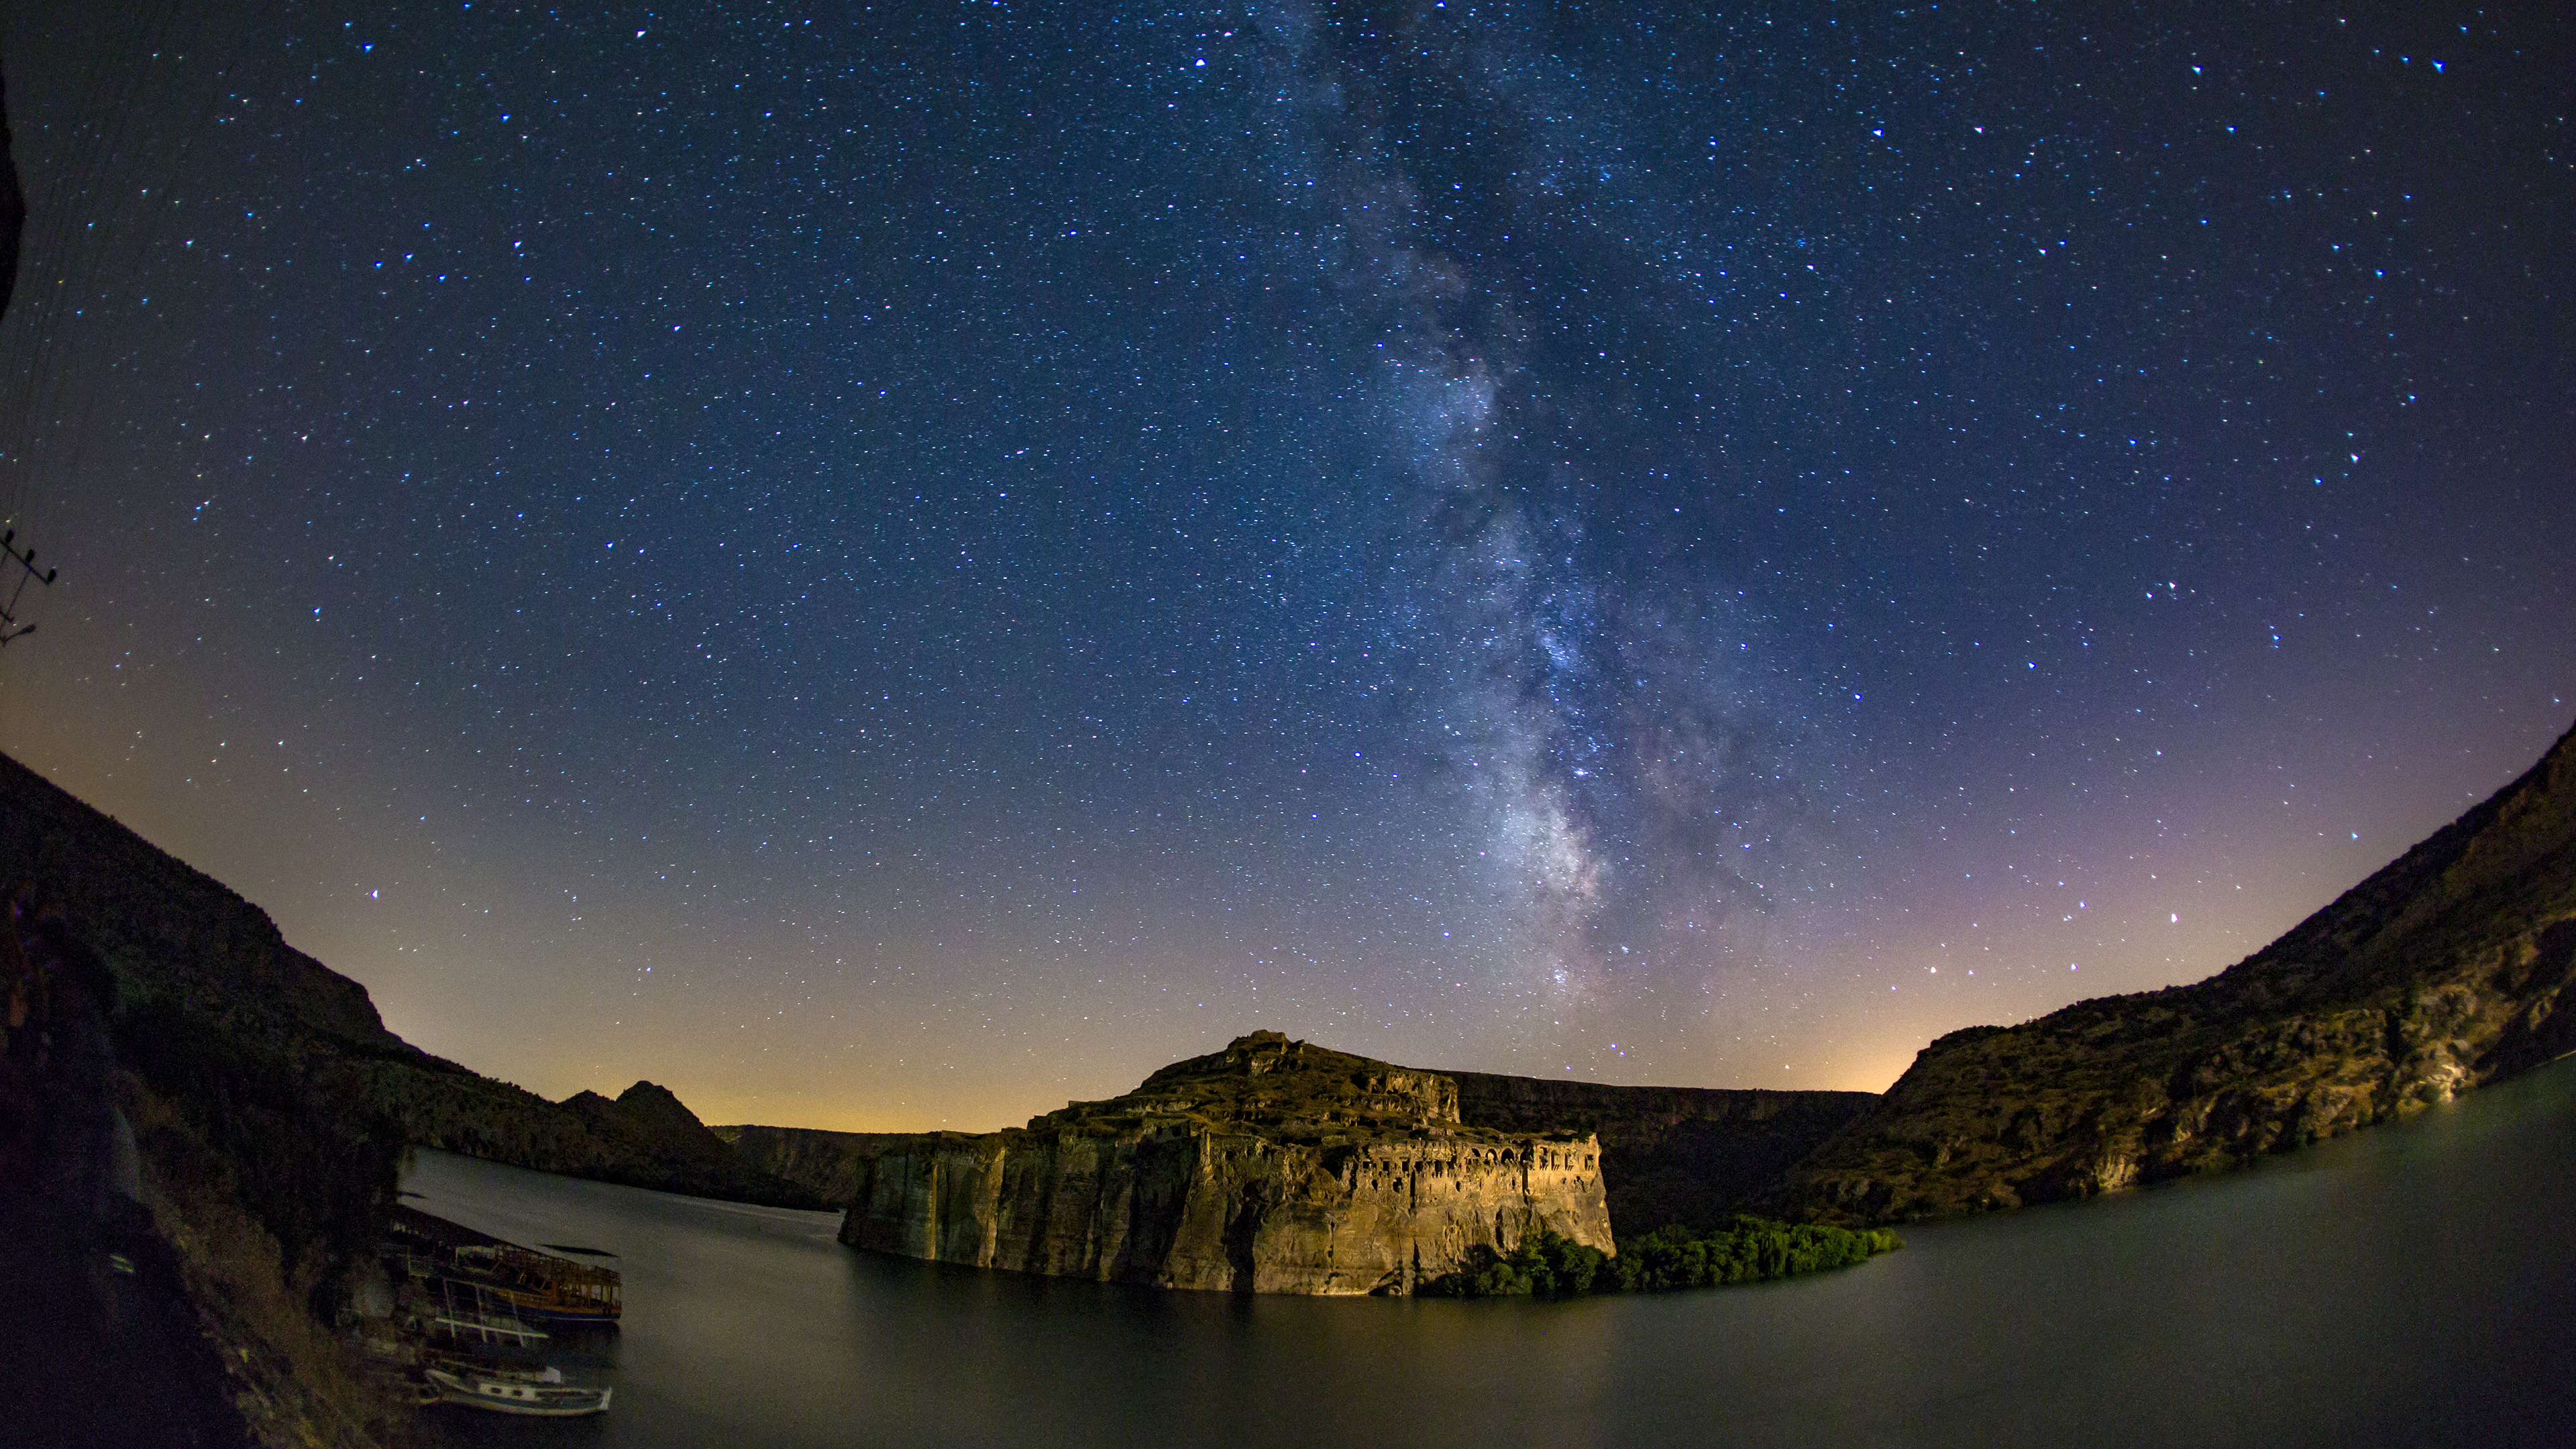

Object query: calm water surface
[407,1059,2576,1448]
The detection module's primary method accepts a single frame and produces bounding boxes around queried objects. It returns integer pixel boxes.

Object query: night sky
[0,1,2567,1131]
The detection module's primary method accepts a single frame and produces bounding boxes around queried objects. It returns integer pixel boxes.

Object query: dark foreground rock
[1783,719,2576,1223]
[0,751,820,1211]
[839,1031,1614,1294]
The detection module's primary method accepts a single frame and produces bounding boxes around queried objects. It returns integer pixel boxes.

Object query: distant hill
[342,1057,825,1208]
[1782,719,2576,1223]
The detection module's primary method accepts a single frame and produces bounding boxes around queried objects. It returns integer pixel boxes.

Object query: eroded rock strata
[1785,719,2576,1223]
[838,1031,1613,1294]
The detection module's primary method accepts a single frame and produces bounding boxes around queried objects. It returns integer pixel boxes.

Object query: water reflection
[406,1057,2576,1448]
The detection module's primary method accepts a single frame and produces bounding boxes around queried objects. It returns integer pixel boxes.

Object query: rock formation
[839,1031,1613,1294]
[1784,718,2576,1223]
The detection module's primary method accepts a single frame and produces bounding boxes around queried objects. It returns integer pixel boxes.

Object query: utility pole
[0,527,56,645]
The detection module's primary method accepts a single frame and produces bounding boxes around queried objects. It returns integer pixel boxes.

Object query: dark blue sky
[1,1,2567,1129]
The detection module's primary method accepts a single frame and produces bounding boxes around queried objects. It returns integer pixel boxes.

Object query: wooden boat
[424,1358,612,1417]
[386,1205,623,1324]
[451,1241,623,1324]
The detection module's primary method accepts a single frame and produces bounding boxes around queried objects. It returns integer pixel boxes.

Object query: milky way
[1260,4,1845,1008]
[0,1,2567,1128]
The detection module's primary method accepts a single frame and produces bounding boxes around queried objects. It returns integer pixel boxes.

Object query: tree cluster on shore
[1417,1216,1900,1298]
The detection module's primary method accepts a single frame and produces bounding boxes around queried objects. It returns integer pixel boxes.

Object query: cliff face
[1445,1073,1876,1235]
[1786,720,2576,1223]
[839,1032,1612,1295]
[0,754,423,1445]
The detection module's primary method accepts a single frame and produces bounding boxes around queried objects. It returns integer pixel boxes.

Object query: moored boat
[386,1204,623,1324]
[452,1240,623,1323]
[376,1205,621,1416]
[424,1358,612,1417]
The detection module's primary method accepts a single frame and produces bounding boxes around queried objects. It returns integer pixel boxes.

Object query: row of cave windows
[1365,1176,1595,1192]
[1358,1151,1597,1187]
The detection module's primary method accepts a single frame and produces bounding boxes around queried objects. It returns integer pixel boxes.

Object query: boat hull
[425,1366,612,1417]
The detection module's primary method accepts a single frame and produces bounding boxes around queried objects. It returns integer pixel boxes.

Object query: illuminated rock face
[837,1032,1613,1295]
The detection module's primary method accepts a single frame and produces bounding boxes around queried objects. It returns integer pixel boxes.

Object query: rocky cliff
[839,1031,1613,1294]
[1785,719,2576,1223]
[0,750,427,1445]
[1446,1074,1875,1235]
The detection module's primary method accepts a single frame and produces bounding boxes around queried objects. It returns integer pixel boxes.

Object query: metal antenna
[0,527,58,646]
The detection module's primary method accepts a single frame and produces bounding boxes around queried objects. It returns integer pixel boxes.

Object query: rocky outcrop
[838,1031,1613,1295]
[1,753,420,1447]
[1446,1074,1876,1235]
[1784,718,2576,1224]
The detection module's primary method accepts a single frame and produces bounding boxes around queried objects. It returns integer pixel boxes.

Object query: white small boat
[424,1360,612,1417]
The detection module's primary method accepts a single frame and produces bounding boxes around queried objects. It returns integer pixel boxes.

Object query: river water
[404,1057,2576,1448]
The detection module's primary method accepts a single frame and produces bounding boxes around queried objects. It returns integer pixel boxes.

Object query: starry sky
[0,1,2567,1131]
